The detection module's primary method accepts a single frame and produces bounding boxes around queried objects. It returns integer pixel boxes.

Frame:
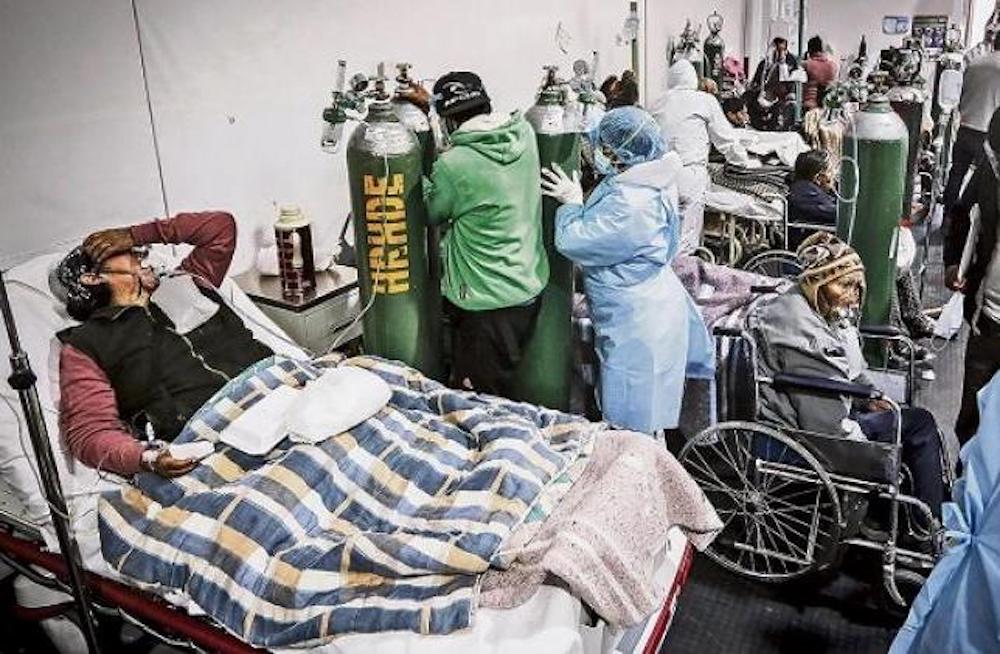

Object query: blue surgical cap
[596,106,665,168]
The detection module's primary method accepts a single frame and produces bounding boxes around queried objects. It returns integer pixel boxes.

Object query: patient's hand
[142,449,197,478]
[83,228,134,263]
[944,265,966,292]
[867,398,893,413]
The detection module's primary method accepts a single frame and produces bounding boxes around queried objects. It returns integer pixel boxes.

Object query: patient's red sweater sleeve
[130,211,237,287]
[59,344,145,476]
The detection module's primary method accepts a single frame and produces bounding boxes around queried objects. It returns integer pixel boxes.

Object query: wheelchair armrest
[713,326,745,339]
[772,373,881,400]
[750,285,781,294]
[858,324,904,338]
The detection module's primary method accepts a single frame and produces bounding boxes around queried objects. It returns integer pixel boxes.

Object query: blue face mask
[593,149,616,176]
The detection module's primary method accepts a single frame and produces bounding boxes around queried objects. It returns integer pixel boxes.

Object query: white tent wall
[0,0,166,269]
[1,0,749,273]
[967,0,998,45]
[645,1,748,100]
[807,0,964,65]
[0,0,657,273]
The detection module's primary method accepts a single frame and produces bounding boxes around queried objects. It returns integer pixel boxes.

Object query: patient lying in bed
[50,211,274,478]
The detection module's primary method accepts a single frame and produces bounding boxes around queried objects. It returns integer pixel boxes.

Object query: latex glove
[540,163,583,206]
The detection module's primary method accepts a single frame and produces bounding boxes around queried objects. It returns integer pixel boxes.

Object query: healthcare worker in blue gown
[541,106,714,433]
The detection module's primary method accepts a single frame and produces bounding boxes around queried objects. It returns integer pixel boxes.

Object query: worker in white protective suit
[649,60,757,252]
[539,106,714,433]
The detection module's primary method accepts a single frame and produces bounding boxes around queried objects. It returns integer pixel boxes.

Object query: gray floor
[663,232,967,654]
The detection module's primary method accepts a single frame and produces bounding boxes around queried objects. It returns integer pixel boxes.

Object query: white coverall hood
[667,60,699,92]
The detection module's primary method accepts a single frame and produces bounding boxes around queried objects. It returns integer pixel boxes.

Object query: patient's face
[84,251,159,301]
[726,108,750,128]
[819,271,864,316]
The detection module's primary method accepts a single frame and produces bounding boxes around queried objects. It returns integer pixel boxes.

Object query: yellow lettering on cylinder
[363,173,410,294]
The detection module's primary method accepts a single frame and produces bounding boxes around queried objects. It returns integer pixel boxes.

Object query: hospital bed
[0,248,702,654]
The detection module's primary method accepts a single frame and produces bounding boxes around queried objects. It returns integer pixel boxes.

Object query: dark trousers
[855,407,944,517]
[956,316,1000,445]
[943,126,987,211]
[445,298,540,397]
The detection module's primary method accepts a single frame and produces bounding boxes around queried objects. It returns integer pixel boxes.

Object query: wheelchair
[677,306,952,606]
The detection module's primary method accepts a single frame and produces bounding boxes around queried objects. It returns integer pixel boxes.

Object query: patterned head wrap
[48,247,110,321]
[795,232,865,313]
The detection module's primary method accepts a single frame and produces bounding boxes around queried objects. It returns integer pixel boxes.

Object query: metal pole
[0,269,102,653]
[630,1,640,90]
[794,0,807,124]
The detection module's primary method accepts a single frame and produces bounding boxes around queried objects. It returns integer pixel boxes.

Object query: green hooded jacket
[424,111,549,311]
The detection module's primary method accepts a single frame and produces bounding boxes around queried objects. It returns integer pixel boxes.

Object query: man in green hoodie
[402,72,549,396]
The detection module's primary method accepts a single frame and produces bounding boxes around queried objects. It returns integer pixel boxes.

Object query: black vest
[58,285,273,441]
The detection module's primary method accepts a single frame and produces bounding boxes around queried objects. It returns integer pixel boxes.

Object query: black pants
[855,407,944,517]
[957,315,1000,446]
[943,126,987,211]
[445,298,540,397]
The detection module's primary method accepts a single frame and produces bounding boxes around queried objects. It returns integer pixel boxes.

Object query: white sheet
[705,184,783,220]
[733,128,809,167]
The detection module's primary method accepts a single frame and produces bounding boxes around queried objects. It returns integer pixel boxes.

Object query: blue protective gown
[555,152,714,433]
[890,370,1000,654]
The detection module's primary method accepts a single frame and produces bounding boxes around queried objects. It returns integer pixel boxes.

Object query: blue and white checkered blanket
[98,355,598,647]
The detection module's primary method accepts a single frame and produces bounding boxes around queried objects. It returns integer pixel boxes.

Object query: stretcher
[0,249,698,653]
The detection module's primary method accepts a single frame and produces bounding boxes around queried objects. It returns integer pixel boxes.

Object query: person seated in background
[400,72,549,397]
[600,70,640,109]
[540,106,713,435]
[51,212,274,478]
[751,37,799,88]
[721,96,750,128]
[802,36,839,111]
[750,233,944,520]
[748,38,800,133]
[787,151,938,345]
[787,149,837,249]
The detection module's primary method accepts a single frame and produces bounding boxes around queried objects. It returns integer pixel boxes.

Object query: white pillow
[0,247,306,548]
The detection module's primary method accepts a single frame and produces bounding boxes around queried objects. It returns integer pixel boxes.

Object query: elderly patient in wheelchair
[749,233,945,526]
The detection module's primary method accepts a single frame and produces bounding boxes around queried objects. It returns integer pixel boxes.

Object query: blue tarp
[890,371,1000,653]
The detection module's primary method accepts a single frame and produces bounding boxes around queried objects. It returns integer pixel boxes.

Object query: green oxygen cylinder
[837,98,908,327]
[888,84,925,221]
[391,64,443,373]
[512,68,580,410]
[346,101,441,378]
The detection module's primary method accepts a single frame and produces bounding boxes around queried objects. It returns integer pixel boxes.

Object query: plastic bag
[933,291,965,340]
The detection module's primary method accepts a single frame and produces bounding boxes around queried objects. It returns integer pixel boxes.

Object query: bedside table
[234,267,362,355]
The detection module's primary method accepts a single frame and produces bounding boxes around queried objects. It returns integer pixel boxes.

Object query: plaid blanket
[98,355,598,647]
[708,162,789,202]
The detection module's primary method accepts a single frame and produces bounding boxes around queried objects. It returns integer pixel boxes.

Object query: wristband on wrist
[139,441,165,473]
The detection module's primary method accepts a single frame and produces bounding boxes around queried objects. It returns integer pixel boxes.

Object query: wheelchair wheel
[741,250,802,279]
[691,246,717,265]
[680,421,842,582]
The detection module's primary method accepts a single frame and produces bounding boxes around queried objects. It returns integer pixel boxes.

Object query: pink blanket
[480,433,722,626]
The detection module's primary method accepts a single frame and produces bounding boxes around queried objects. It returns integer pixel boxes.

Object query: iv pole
[0,269,103,653]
